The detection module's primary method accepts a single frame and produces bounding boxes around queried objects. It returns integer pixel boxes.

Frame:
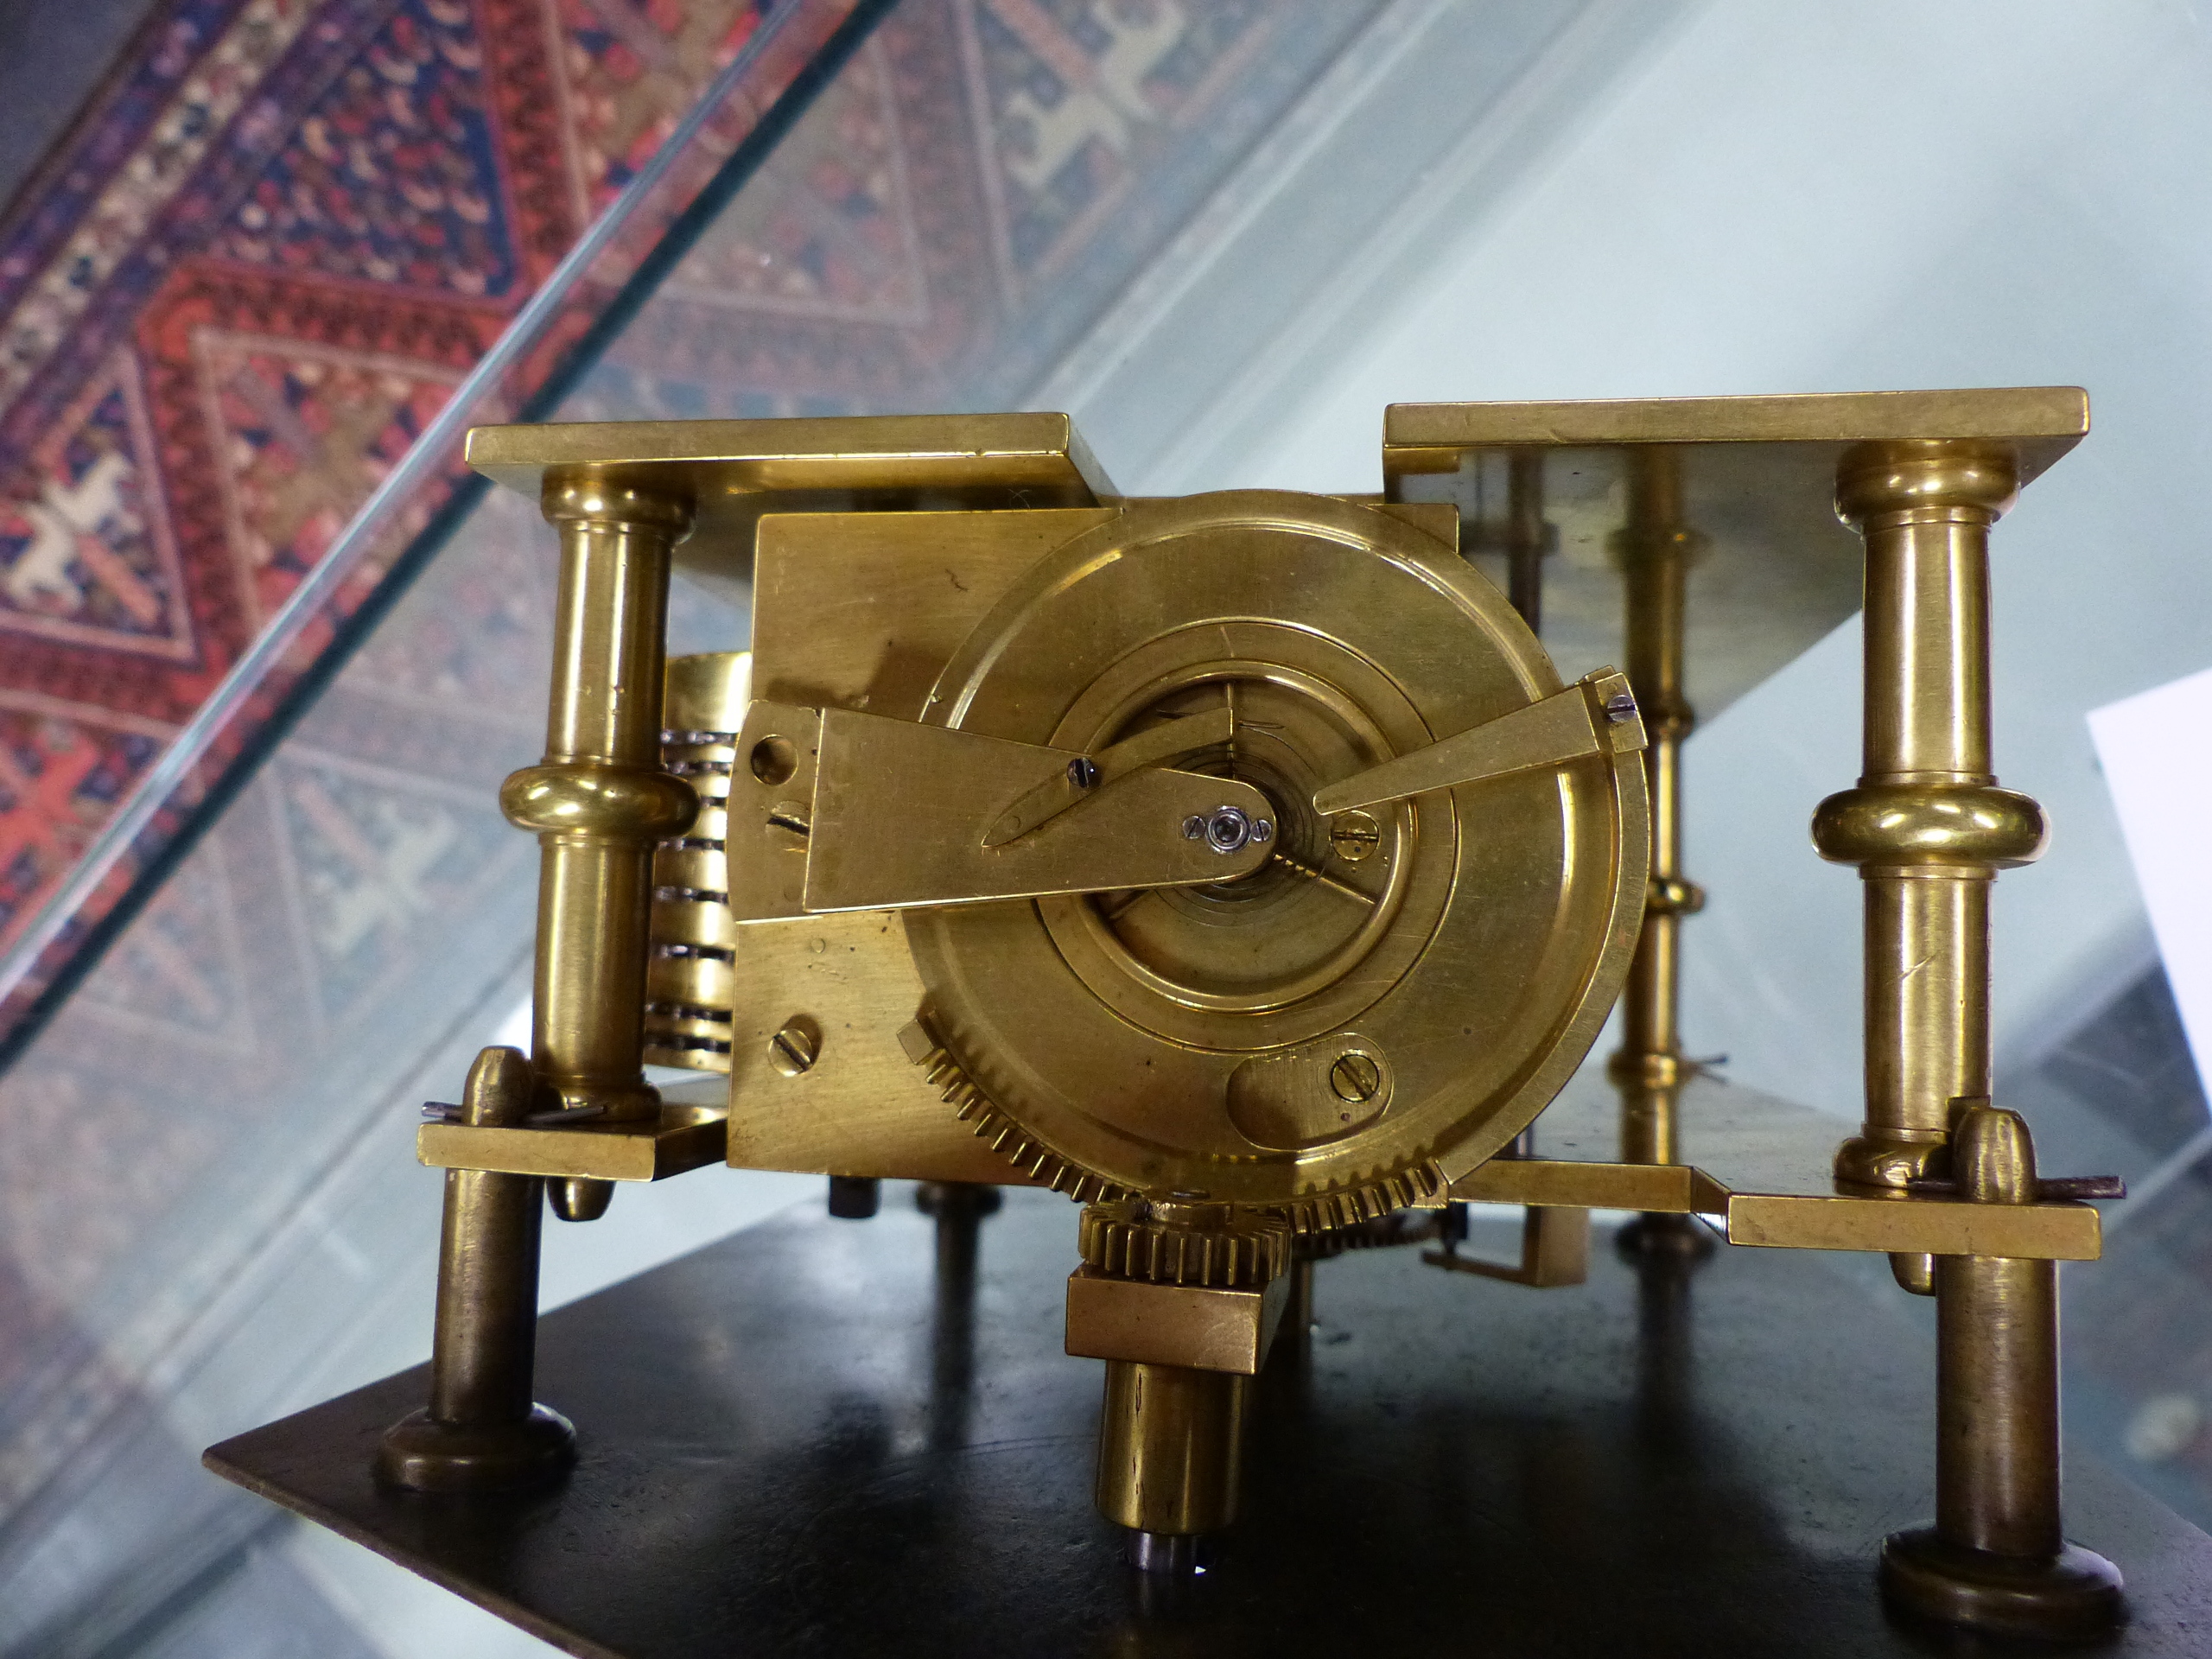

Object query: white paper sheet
[2088,664,2212,1103]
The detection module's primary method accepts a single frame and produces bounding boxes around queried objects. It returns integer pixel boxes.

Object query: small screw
[1251,817,1274,844]
[1604,691,1638,724]
[1329,1052,1382,1104]
[1330,811,1381,863]
[1068,757,1100,789]
[420,1101,462,1122]
[770,1021,817,1077]
[1182,815,1207,841]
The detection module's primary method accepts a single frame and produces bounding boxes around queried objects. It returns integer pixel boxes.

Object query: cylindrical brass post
[1607,448,1707,1254]
[1096,1361,1249,1539]
[377,1046,575,1491]
[1819,442,2043,1192]
[1879,1107,2121,1637]
[1504,449,1548,631]
[500,474,697,1223]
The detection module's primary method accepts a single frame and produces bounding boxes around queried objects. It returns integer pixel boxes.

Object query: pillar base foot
[1880,1526,2123,1642]
[374,1405,576,1494]
[1614,1212,1714,1260]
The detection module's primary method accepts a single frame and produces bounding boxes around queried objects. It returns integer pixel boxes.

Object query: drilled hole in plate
[749,735,798,785]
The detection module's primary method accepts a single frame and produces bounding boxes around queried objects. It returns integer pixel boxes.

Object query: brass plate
[906,490,1649,1217]
[721,907,1031,1185]
[1455,1072,2101,1262]
[418,1092,728,1182]
[1384,388,2089,721]
[1064,1268,1290,1376]
[724,701,1274,918]
[750,507,1122,718]
[467,416,1116,595]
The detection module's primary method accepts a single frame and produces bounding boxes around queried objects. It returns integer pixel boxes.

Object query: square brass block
[1065,1268,1292,1375]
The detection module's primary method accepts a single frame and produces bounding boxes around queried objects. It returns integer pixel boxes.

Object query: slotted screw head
[1330,811,1381,863]
[1329,1052,1382,1103]
[769,1022,817,1077]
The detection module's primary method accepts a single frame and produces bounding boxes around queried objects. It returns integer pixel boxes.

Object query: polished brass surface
[1309,667,1643,815]
[506,474,697,1136]
[416,1091,728,1182]
[469,414,1112,600]
[1064,1268,1290,1375]
[721,932,1033,1189]
[1095,1361,1247,1538]
[983,705,1238,847]
[725,700,1274,917]
[1076,1198,1288,1547]
[382,395,2121,1634]
[903,490,1649,1224]
[1820,441,2045,1191]
[1077,1199,1292,1287]
[377,1047,575,1492]
[1878,1104,2124,1638]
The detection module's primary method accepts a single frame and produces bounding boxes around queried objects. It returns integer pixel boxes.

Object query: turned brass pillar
[1818,442,2044,1190]
[499,474,697,1219]
[377,1046,575,1490]
[1608,448,1706,1249]
[1816,440,2117,1638]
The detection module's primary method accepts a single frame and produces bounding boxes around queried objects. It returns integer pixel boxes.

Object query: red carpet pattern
[0,0,859,1031]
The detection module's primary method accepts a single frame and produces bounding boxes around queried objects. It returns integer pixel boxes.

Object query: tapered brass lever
[728,700,1274,919]
[982,706,1237,847]
[1312,669,1645,816]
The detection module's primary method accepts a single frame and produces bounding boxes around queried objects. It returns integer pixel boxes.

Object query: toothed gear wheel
[905,492,1648,1223]
[1079,1199,1291,1288]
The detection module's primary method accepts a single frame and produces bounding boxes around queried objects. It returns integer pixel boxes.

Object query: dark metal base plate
[207,1190,2212,1657]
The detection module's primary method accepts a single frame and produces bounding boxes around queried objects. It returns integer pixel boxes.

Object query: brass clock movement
[378,390,2124,1640]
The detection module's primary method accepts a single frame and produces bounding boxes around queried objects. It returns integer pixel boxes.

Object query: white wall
[1090,0,2212,1118]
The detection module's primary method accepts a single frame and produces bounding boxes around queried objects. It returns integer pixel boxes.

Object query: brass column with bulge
[501,475,698,1222]
[1815,440,2120,1637]
[378,472,693,1488]
[1608,447,1709,1255]
[376,1046,575,1489]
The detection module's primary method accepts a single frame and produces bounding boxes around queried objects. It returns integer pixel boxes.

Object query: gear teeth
[1077,1200,1291,1288]
[1281,1160,1446,1236]
[901,1017,1128,1205]
[899,1014,1447,1228]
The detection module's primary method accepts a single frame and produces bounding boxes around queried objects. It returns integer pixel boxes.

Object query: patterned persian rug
[0,0,872,1043]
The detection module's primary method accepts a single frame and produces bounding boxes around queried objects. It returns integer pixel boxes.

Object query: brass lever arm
[982,706,1236,847]
[728,701,1274,920]
[1312,670,1645,817]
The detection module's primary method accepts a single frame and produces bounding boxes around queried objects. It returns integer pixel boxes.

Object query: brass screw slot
[1329,1052,1382,1104]
[769,1021,818,1077]
[750,735,798,785]
[1329,810,1380,863]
